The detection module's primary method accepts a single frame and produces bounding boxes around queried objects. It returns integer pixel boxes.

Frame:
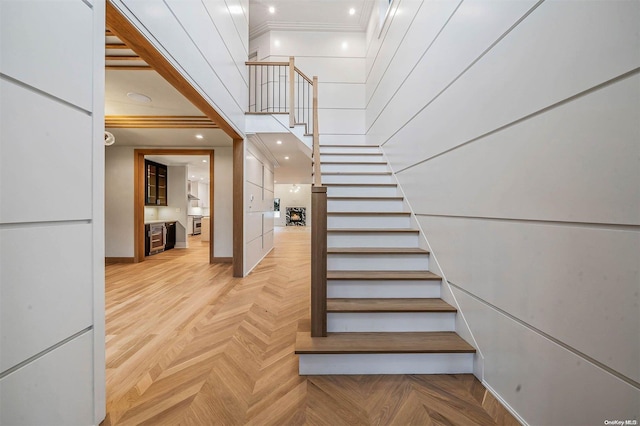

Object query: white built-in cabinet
[198,182,209,208]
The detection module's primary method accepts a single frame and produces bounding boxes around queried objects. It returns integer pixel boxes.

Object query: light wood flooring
[103,228,519,425]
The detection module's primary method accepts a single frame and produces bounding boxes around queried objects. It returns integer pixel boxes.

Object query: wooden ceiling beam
[106,43,130,50]
[106,55,143,61]
[106,65,153,70]
[105,115,219,129]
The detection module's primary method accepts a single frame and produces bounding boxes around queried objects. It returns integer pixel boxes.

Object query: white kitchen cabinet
[197,182,209,208]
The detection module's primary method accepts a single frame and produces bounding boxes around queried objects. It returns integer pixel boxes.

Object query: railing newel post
[289,56,295,128]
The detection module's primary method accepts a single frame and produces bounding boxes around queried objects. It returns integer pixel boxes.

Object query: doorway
[133,149,215,263]
[106,3,243,276]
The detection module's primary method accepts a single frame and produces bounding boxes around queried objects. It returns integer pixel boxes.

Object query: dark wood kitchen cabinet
[165,221,176,250]
[145,159,168,206]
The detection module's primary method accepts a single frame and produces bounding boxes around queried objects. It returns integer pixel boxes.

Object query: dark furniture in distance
[145,159,168,206]
[165,221,176,250]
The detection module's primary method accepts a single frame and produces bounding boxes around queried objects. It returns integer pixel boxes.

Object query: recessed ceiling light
[276,140,282,144]
[200,177,204,180]
[342,41,349,50]
[202,159,207,163]
[228,5,242,14]
[274,39,280,47]
[284,156,289,160]
[126,92,152,103]
[195,134,204,139]
[191,175,195,178]
[349,7,356,15]
[268,6,275,13]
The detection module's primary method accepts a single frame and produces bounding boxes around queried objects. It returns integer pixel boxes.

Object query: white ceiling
[251,133,313,184]
[105,70,202,116]
[105,1,372,183]
[249,0,374,38]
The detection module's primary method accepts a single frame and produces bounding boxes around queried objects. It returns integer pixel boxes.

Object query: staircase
[295,144,476,375]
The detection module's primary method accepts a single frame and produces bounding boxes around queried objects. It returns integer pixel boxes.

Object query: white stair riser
[320,146,381,154]
[328,215,411,229]
[321,154,384,163]
[299,353,474,375]
[328,232,419,247]
[327,280,441,298]
[322,163,389,173]
[327,254,429,271]
[328,198,405,212]
[328,312,456,332]
[322,174,395,184]
[326,186,399,197]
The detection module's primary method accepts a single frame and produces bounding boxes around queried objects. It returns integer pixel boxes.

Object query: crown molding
[250,20,367,40]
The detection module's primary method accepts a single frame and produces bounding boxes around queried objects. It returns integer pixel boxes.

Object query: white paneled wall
[249,30,367,146]
[244,140,275,274]
[366,0,640,423]
[110,0,248,136]
[0,0,105,424]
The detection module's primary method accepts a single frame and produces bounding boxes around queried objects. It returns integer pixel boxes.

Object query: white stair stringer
[297,144,475,375]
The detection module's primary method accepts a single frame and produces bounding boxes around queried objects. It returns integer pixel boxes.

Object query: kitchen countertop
[144,220,177,225]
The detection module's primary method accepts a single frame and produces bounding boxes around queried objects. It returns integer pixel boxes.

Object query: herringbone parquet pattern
[102,228,519,425]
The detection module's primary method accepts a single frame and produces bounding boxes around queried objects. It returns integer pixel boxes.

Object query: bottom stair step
[295,331,475,354]
[295,331,475,375]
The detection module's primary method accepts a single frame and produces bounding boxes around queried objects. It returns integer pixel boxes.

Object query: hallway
[103,228,518,425]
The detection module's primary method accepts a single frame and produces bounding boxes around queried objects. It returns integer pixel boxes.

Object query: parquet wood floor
[103,228,520,425]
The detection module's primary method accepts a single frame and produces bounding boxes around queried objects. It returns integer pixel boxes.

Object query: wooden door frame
[107,3,243,274]
[134,149,215,263]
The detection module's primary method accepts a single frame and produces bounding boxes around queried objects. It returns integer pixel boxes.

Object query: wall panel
[397,74,640,226]
[0,331,95,426]
[417,215,640,383]
[0,80,92,223]
[0,0,94,110]
[0,224,93,371]
[380,0,640,162]
[453,289,639,424]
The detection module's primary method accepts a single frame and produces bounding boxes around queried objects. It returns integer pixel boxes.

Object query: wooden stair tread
[327,228,418,233]
[328,247,429,254]
[327,270,441,280]
[295,331,475,354]
[327,211,410,216]
[327,298,455,313]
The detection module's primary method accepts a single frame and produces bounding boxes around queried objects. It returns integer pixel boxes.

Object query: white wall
[213,147,234,258]
[109,0,248,137]
[274,184,312,227]
[249,30,367,145]
[0,0,105,424]
[365,0,640,423]
[245,139,275,274]
[165,165,188,246]
[106,146,135,257]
